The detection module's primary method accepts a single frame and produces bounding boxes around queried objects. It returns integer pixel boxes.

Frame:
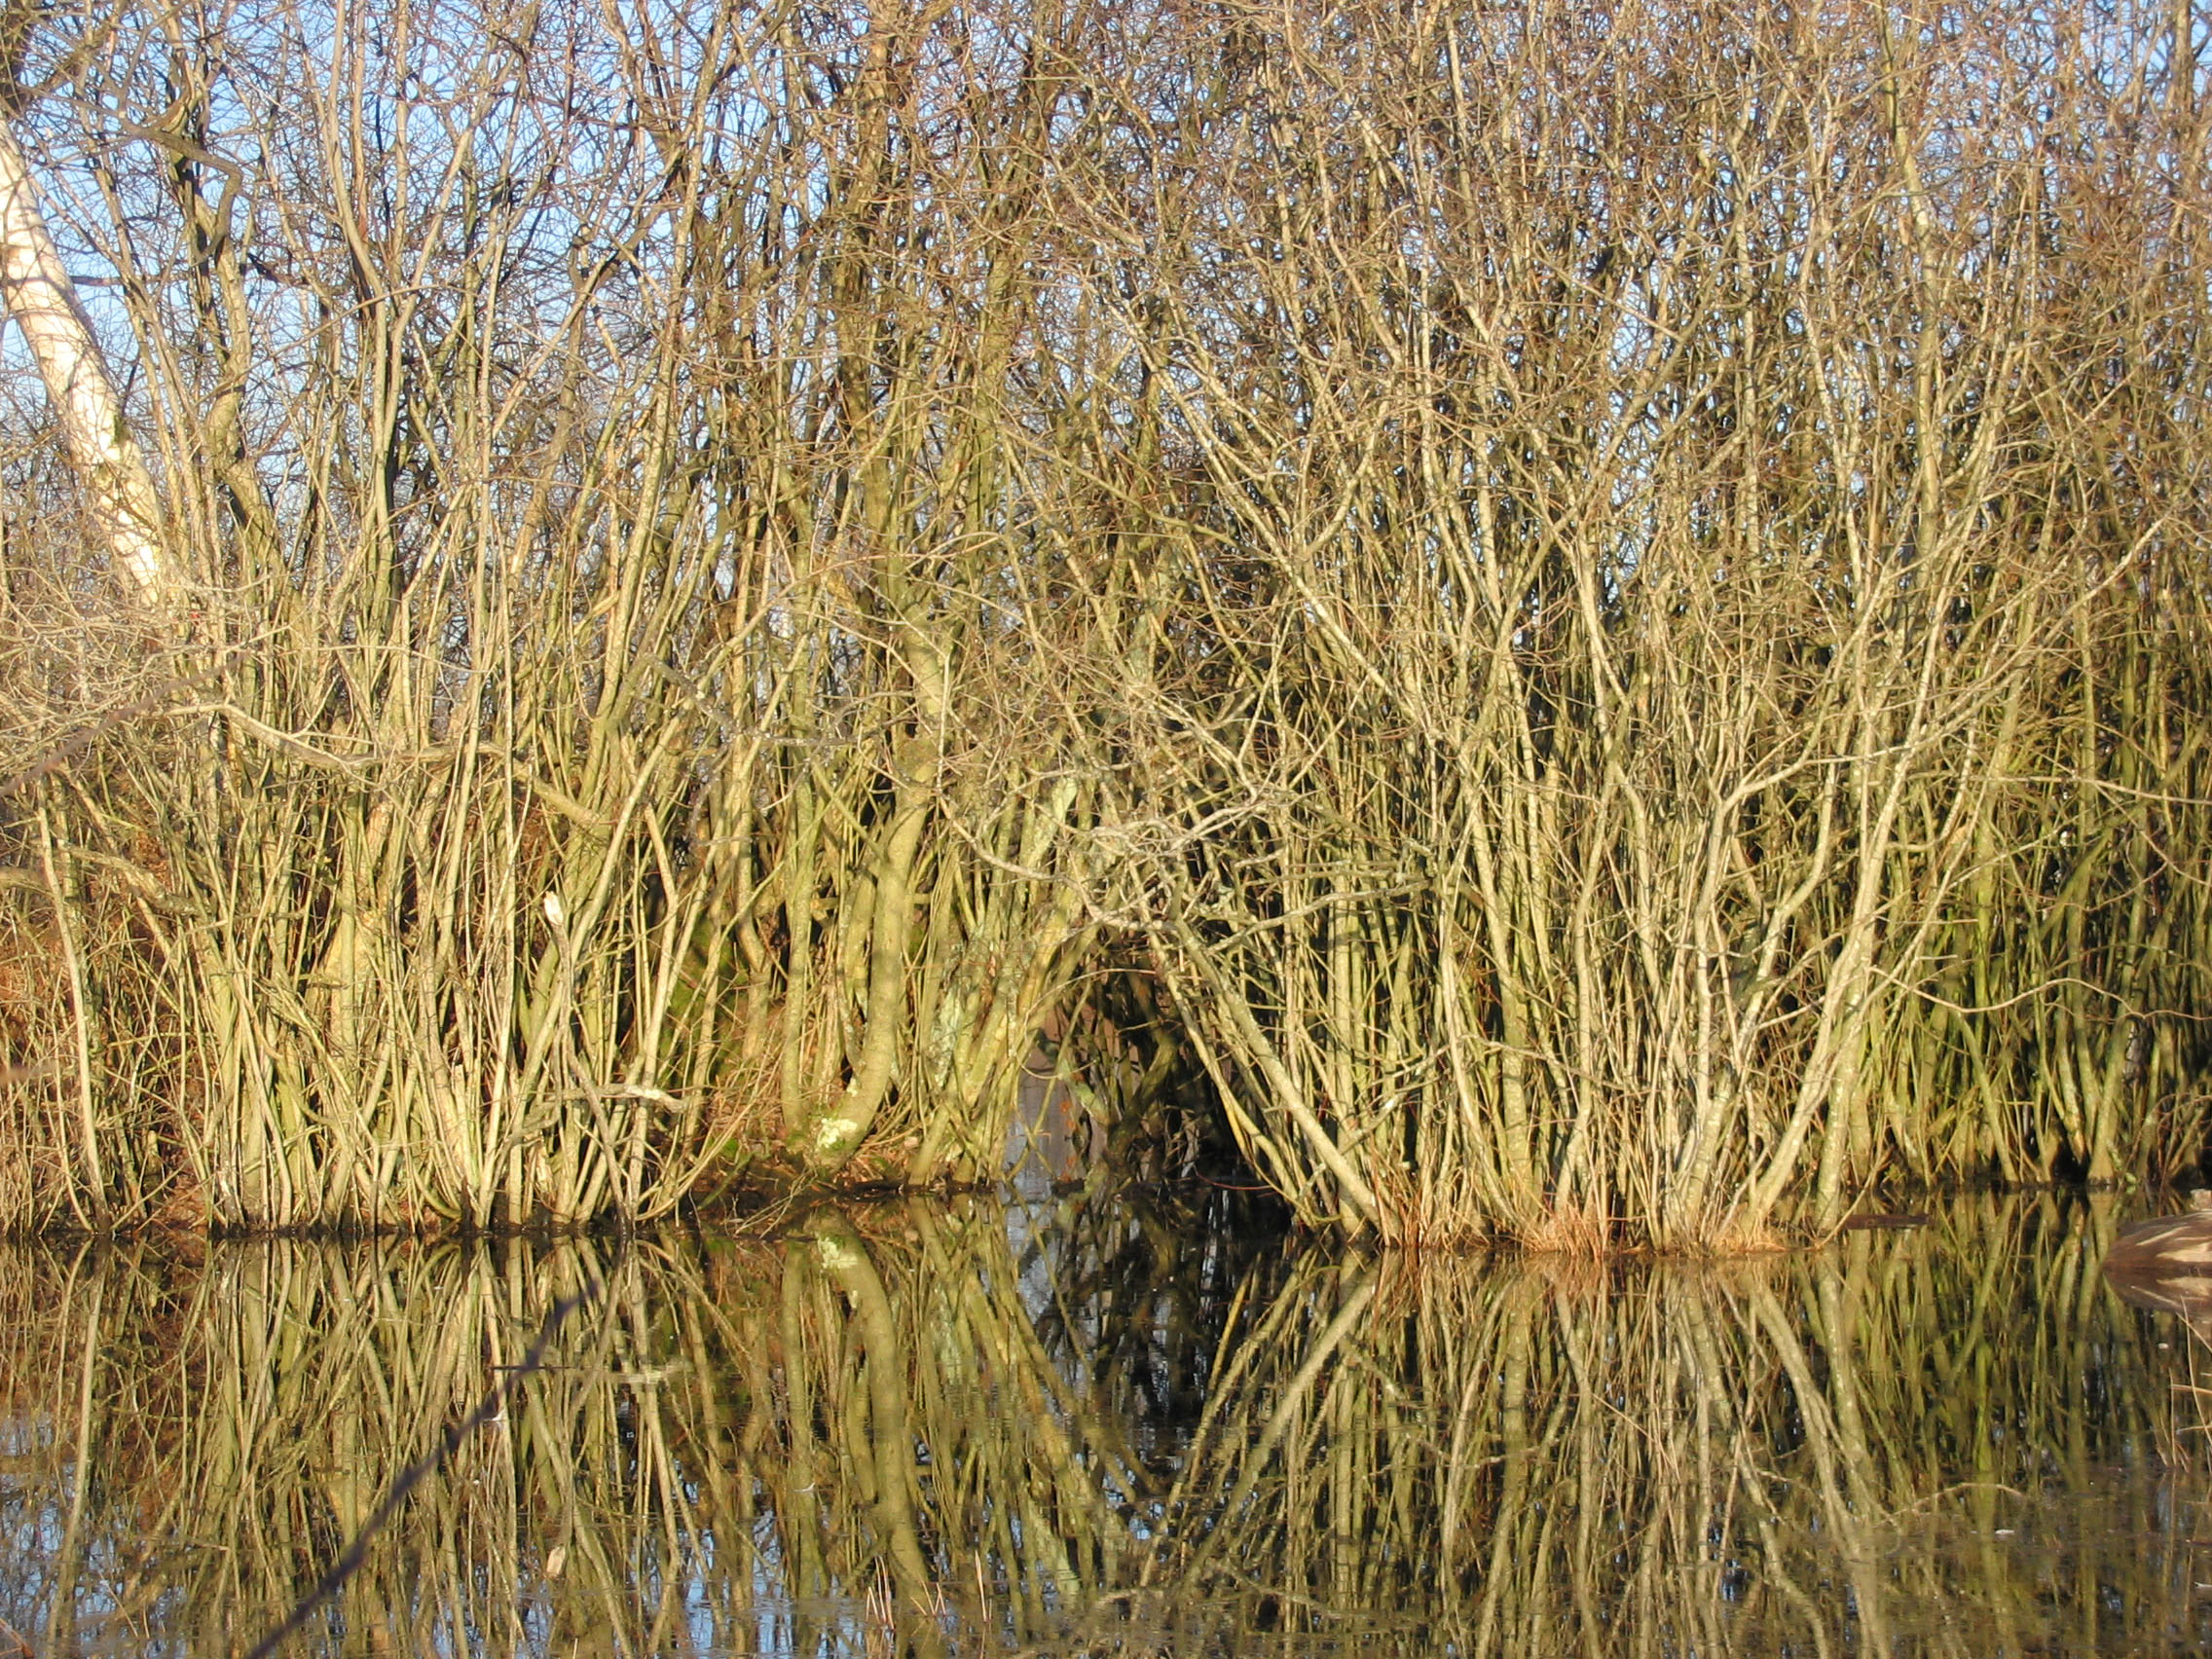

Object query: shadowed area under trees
[0,0,2208,1245]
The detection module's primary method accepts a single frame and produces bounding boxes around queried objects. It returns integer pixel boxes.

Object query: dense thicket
[0,0,2206,1244]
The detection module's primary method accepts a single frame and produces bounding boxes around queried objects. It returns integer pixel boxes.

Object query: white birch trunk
[0,117,169,607]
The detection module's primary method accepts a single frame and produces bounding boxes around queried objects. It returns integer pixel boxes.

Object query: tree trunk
[0,117,169,608]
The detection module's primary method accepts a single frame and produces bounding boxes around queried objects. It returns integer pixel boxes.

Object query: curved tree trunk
[0,116,169,608]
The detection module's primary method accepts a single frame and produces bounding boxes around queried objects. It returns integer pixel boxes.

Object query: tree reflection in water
[0,1193,2205,1657]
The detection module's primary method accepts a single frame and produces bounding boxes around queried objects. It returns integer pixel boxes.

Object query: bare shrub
[1057,0,2212,1244]
[0,0,2204,1242]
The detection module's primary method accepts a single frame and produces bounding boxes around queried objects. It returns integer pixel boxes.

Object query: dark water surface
[3,1191,2210,1657]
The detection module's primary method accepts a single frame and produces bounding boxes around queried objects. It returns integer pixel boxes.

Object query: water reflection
[0,1194,2207,1656]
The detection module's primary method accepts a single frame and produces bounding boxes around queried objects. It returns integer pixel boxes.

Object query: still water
[1,1190,2208,1657]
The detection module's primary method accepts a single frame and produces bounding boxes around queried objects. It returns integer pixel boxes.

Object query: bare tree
[0,2,166,607]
